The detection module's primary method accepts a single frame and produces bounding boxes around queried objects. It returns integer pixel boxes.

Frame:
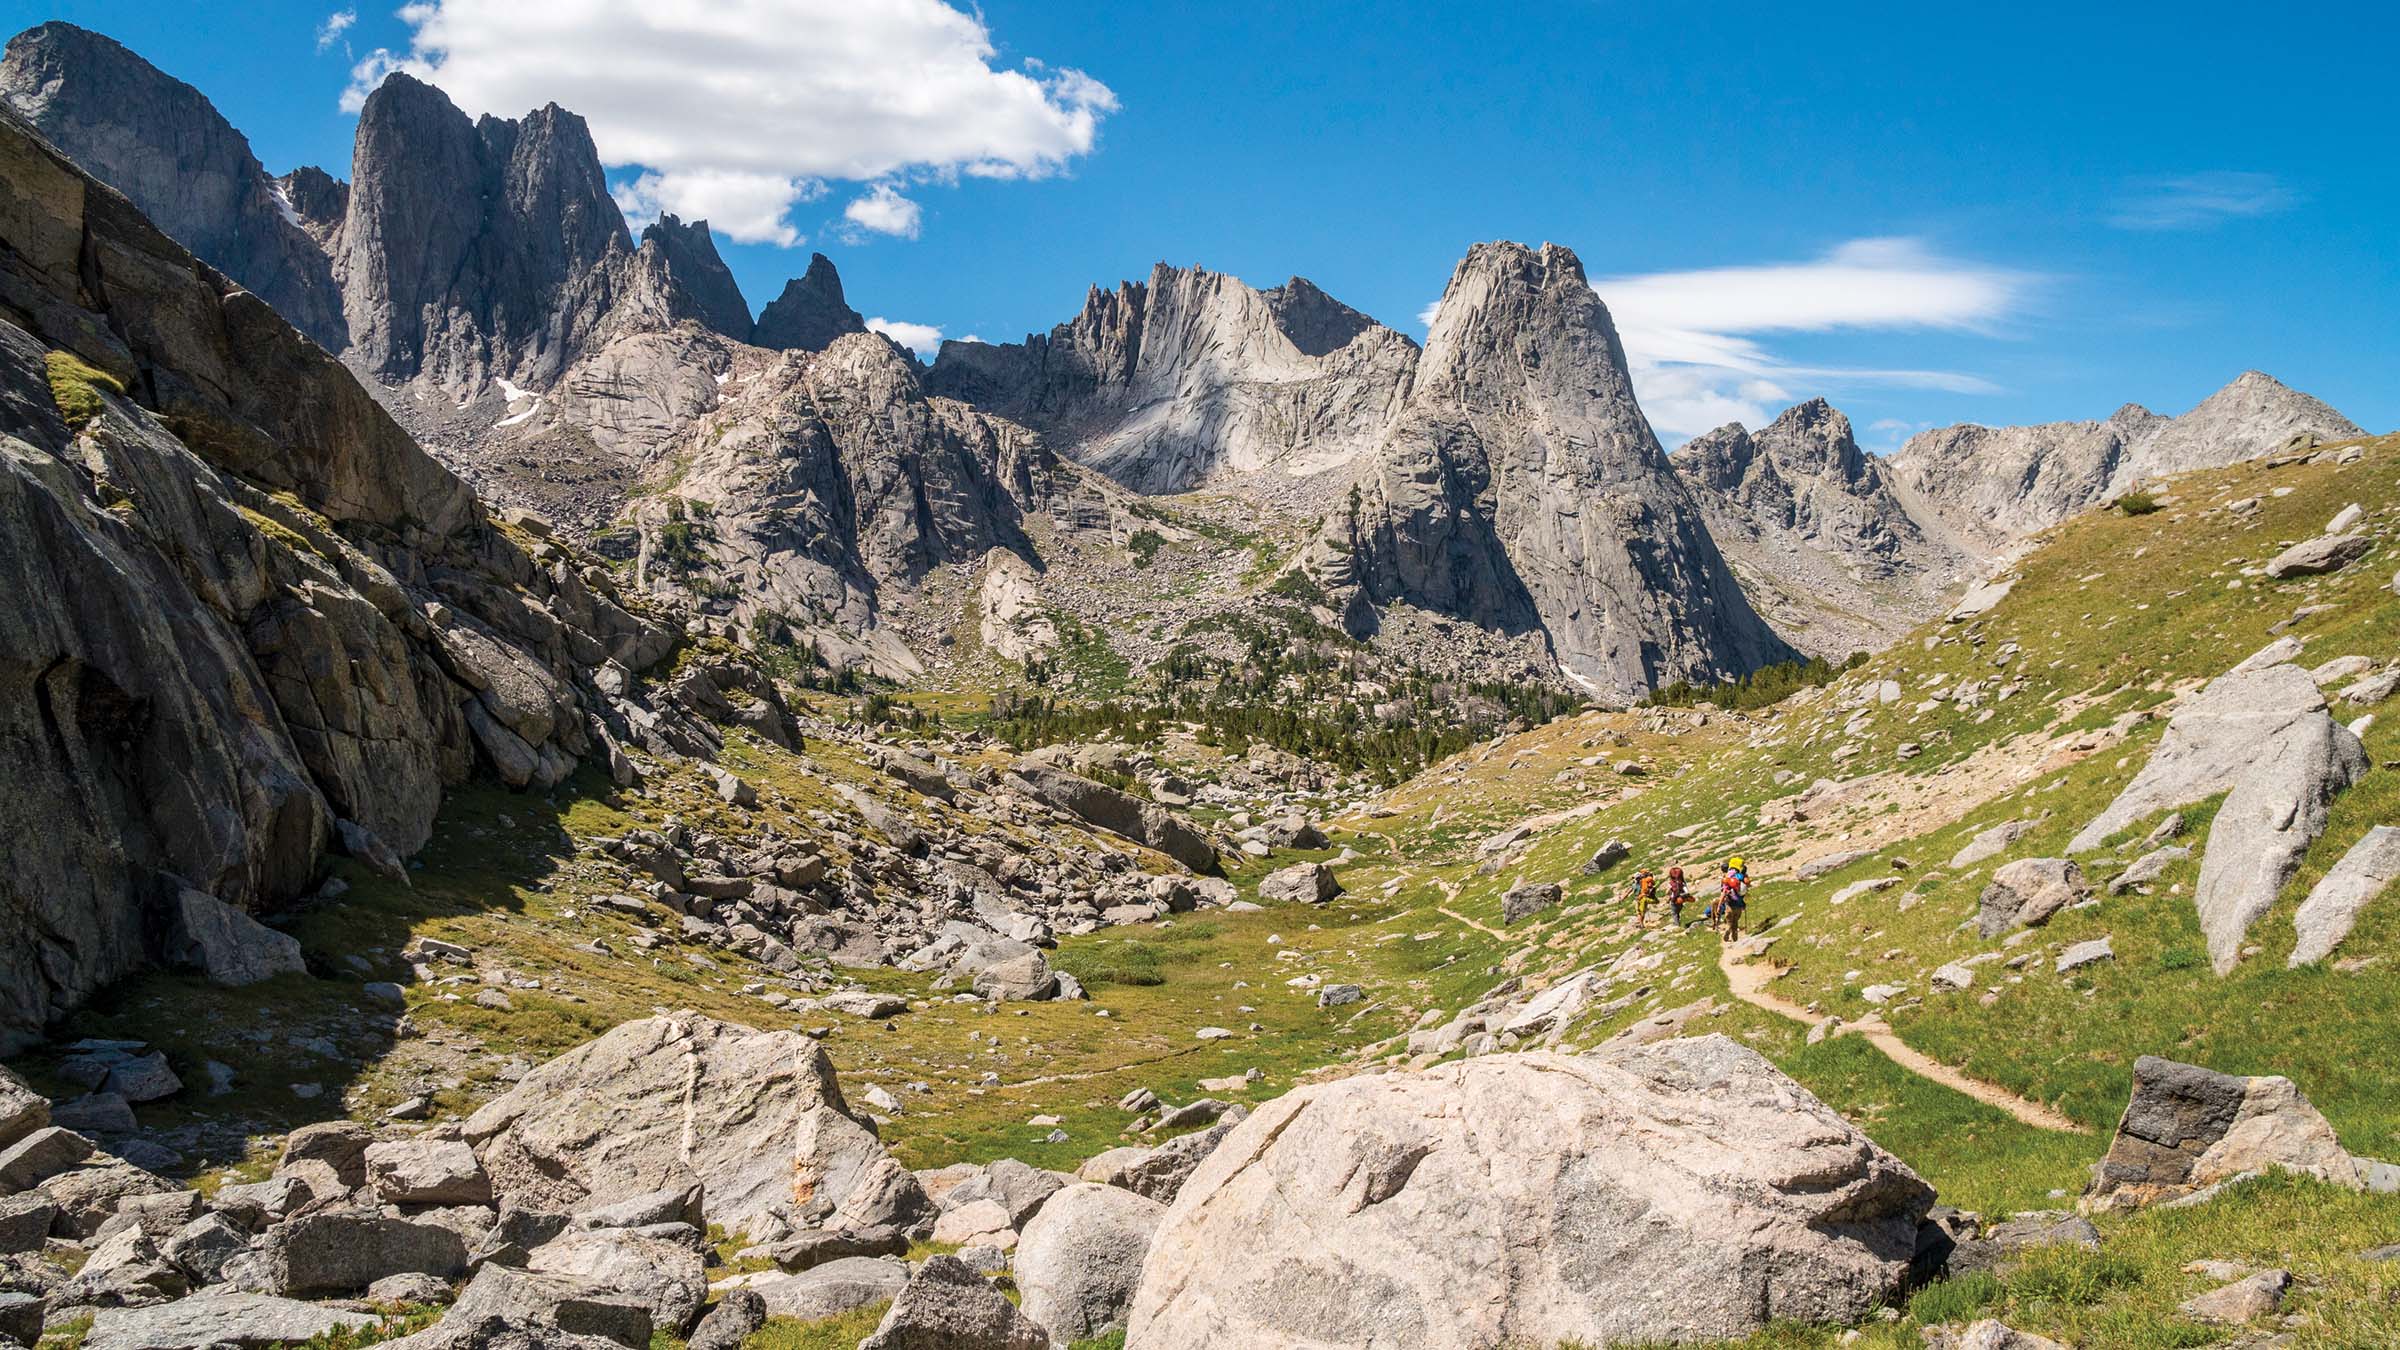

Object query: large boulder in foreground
[2086,1055,2362,1210]
[2068,656,2365,973]
[1015,1182,1165,1342]
[1126,1035,1933,1348]
[463,1015,928,1241]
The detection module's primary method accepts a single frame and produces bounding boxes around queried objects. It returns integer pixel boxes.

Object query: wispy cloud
[865,317,944,356]
[843,184,924,240]
[314,9,356,54]
[1590,238,2034,440]
[2109,171,2296,231]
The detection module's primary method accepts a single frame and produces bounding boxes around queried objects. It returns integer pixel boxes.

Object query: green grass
[43,349,125,428]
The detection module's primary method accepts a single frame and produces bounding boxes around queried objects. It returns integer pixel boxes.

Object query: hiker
[1631,867,1657,926]
[1665,865,1689,926]
[1718,857,1749,941]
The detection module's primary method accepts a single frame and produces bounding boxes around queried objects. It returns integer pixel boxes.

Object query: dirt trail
[1718,945,2087,1134]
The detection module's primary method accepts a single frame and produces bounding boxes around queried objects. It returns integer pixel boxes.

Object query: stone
[1258,862,1341,905]
[103,1054,181,1104]
[2107,844,2189,894]
[2290,825,2400,966]
[1005,764,1217,872]
[278,1122,374,1191]
[930,1199,1014,1249]
[367,1139,493,1207]
[2263,533,2372,579]
[408,1262,653,1349]
[574,1181,704,1231]
[161,890,307,987]
[1316,983,1365,1008]
[0,1291,40,1345]
[1956,1321,2070,1350]
[2087,1056,2359,1209]
[1976,858,2089,937]
[969,950,1059,1003]
[1931,963,1975,992]
[2055,937,2115,974]
[210,1176,314,1228]
[464,1015,929,1241]
[83,1289,382,1350]
[979,1159,1064,1229]
[366,1272,455,1304]
[1127,1037,1932,1348]
[2069,659,2367,972]
[1114,1116,1244,1205]
[732,1256,909,1320]
[525,1227,706,1335]
[857,1254,1048,1350]
[2179,1268,2290,1324]
[1014,1182,1165,1343]
[0,1126,92,1192]
[40,1161,174,1236]
[0,1193,56,1253]
[1947,576,2016,621]
[1950,818,2035,869]
[0,1068,46,1149]
[244,1209,471,1295]
[1795,848,1875,881]
[62,1226,187,1307]
[1500,882,1561,924]
[1580,840,1630,874]
[685,1287,765,1350]
[53,1092,139,1134]
[821,991,909,1019]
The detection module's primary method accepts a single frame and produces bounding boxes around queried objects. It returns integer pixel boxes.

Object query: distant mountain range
[0,20,2365,695]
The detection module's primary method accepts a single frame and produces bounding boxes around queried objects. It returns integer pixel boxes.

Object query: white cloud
[615,170,814,248]
[340,0,1116,245]
[1590,238,2032,440]
[1416,299,1442,328]
[866,317,944,356]
[315,9,357,53]
[843,185,923,240]
[2108,172,2296,231]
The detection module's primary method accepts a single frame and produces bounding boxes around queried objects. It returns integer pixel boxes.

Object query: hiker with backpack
[1716,857,1750,941]
[1666,865,1690,927]
[1630,867,1658,927]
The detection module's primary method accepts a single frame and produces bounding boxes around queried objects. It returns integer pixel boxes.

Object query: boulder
[41,1162,176,1237]
[83,1289,382,1350]
[366,1140,492,1207]
[0,1125,92,1192]
[2290,825,2400,966]
[930,1198,1014,1249]
[2054,937,2115,974]
[61,1226,187,1307]
[393,1263,651,1349]
[1005,764,1217,872]
[240,1209,470,1295]
[1950,818,2034,869]
[1128,1037,1931,1348]
[164,1213,254,1286]
[1014,1182,1165,1342]
[2263,533,2372,579]
[278,1121,374,1191]
[685,1287,765,1350]
[1258,862,1340,905]
[731,1255,907,1320]
[2069,657,2366,972]
[979,1158,1064,1229]
[573,1180,703,1231]
[857,1254,1048,1350]
[0,1192,56,1253]
[463,1015,929,1241]
[969,949,1059,1003]
[1114,1115,1243,1205]
[2180,1268,2290,1324]
[1957,1321,2069,1350]
[525,1228,706,1335]
[2087,1056,2361,1209]
[820,991,909,1019]
[2107,844,2189,894]
[1500,882,1561,925]
[0,1068,46,1150]
[161,890,307,987]
[1580,840,1630,874]
[1976,858,2088,937]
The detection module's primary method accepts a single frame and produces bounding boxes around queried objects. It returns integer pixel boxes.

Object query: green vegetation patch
[44,349,125,429]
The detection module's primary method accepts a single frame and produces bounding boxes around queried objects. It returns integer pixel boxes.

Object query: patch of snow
[713,369,732,385]
[495,397,541,429]
[495,377,536,404]
[267,178,303,228]
[1561,666,1602,696]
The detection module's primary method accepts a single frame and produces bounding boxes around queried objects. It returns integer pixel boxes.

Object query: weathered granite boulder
[2086,1056,2361,1209]
[1014,1182,1165,1342]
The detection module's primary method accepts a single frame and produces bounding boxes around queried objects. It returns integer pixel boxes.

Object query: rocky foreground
[3,1012,2384,1349]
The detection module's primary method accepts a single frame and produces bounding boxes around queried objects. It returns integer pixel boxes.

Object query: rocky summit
[0,13,2393,1350]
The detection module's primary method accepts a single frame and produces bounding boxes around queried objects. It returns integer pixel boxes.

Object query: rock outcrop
[1673,398,1962,655]
[928,264,1416,495]
[2086,1055,2364,1209]
[1126,1035,1933,1348]
[463,1015,930,1241]
[1889,372,2362,555]
[0,22,348,349]
[0,102,683,1047]
[2068,652,2366,972]
[1317,242,1793,700]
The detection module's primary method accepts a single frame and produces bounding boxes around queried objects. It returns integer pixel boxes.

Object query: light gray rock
[857,1254,1048,1350]
[2264,533,2373,580]
[685,1287,765,1350]
[732,1256,908,1320]
[1950,818,2035,869]
[1013,1182,1165,1342]
[525,1227,706,1335]
[2069,658,2367,972]
[0,1067,45,1149]
[161,890,307,987]
[1500,882,1560,924]
[2290,825,2400,966]
[83,1289,382,1350]
[464,1015,928,1242]
[2087,1056,2361,1209]
[241,1209,470,1296]
[366,1140,492,1207]
[2180,1268,2290,1324]
[1004,764,1217,873]
[0,1192,57,1253]
[2055,937,2115,974]
[393,1262,651,1349]
[1127,1036,1932,1348]
[2108,844,2190,894]
[103,1054,181,1104]
[0,1126,92,1192]
[1957,1320,2070,1350]
[1113,1114,1245,1206]
[1258,862,1340,905]
[1976,858,2089,938]
[61,1225,187,1307]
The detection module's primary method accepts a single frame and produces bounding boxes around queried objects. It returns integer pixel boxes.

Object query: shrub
[2116,491,2162,516]
[1128,528,1166,567]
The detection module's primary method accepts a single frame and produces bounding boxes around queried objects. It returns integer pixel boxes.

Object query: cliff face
[0,103,720,1049]
[1320,242,1794,700]
[928,263,1419,494]
[750,252,866,352]
[0,21,349,349]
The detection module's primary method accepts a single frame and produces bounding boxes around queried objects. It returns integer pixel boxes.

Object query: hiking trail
[1718,942,2088,1134]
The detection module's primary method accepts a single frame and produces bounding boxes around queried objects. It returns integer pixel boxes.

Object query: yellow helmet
[1729,856,1745,871]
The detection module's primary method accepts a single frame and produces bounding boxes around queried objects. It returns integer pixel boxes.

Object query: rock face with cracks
[463,1015,928,1241]
[1126,1035,1933,1349]
[2087,1055,2362,1209]
[2068,656,2366,972]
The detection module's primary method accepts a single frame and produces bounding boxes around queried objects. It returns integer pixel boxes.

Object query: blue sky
[9,0,2395,446]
